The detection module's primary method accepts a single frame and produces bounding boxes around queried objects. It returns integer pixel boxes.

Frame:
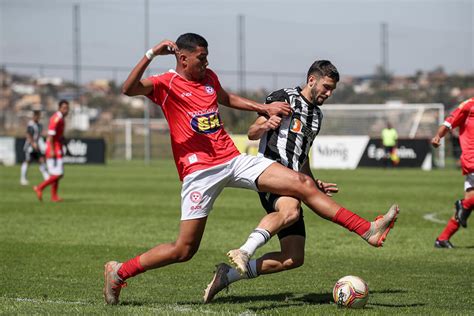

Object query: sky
[0,0,473,90]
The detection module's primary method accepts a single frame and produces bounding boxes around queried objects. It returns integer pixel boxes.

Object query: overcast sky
[0,0,473,90]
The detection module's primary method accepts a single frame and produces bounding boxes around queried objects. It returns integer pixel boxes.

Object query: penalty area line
[423,213,448,224]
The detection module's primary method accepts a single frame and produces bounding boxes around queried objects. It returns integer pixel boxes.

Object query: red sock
[38,175,59,191]
[332,207,371,236]
[51,180,58,198]
[438,218,460,241]
[462,197,474,211]
[117,255,145,280]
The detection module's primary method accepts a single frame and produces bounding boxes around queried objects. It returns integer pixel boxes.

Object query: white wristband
[145,49,155,60]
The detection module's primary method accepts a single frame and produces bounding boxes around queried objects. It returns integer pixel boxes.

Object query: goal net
[319,103,445,167]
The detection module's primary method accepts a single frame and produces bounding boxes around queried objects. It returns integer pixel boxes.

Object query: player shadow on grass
[211,292,333,305]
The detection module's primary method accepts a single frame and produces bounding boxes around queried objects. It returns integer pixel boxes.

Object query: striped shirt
[24,120,43,151]
[258,87,323,171]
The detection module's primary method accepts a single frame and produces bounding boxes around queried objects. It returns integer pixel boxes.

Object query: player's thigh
[257,162,312,197]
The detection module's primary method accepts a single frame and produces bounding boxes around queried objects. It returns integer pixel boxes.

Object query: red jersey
[445,97,474,174]
[146,69,240,180]
[46,111,65,159]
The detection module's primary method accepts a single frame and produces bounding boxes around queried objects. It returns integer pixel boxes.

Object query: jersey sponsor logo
[205,85,215,95]
[181,92,192,97]
[190,112,222,134]
[290,117,318,140]
[290,118,303,133]
[190,191,202,203]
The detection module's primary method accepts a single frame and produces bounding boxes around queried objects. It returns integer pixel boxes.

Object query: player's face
[182,46,208,81]
[310,76,337,105]
[60,103,70,117]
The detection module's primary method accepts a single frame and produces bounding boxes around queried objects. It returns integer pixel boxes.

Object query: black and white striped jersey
[258,87,323,172]
[23,120,43,151]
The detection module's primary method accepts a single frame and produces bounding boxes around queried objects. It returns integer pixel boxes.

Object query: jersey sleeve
[206,69,222,93]
[265,89,289,104]
[48,115,59,136]
[26,124,34,137]
[445,99,473,129]
[145,74,169,106]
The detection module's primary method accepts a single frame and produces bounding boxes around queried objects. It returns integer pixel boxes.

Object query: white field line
[423,213,448,224]
[3,297,218,314]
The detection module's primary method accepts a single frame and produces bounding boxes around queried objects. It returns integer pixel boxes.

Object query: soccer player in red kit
[33,100,69,202]
[103,33,399,305]
[432,97,474,248]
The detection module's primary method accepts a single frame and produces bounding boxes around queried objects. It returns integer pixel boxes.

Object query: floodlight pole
[143,0,151,164]
[73,4,81,104]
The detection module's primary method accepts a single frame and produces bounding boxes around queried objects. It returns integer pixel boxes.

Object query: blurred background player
[33,100,69,202]
[20,109,49,185]
[381,121,399,167]
[432,97,474,248]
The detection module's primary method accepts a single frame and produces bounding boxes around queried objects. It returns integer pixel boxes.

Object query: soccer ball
[332,275,369,308]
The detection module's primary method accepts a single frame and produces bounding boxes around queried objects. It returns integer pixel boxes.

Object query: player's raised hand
[151,40,179,56]
[316,179,339,197]
[263,102,291,117]
[431,136,441,148]
[263,115,282,131]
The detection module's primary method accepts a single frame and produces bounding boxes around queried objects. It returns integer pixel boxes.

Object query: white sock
[39,164,50,180]
[227,259,258,284]
[20,162,28,180]
[239,228,271,257]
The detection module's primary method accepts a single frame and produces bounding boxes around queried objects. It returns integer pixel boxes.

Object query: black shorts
[24,149,43,162]
[258,192,306,239]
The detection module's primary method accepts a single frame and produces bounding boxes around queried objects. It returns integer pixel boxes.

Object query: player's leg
[435,174,474,248]
[34,158,63,201]
[20,150,30,185]
[38,156,50,180]
[228,195,301,274]
[104,217,208,305]
[204,202,305,303]
[257,162,398,247]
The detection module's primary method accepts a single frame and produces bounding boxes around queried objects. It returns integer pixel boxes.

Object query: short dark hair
[58,99,69,108]
[33,110,41,116]
[176,33,208,52]
[306,60,339,83]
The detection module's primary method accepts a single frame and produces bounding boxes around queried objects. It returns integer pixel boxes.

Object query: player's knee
[294,174,317,197]
[283,208,300,226]
[173,244,198,262]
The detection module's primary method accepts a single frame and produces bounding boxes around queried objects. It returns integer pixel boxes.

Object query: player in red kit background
[103,33,399,305]
[432,97,474,248]
[33,100,69,202]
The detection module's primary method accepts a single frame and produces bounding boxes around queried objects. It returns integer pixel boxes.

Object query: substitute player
[20,110,49,185]
[204,60,344,302]
[432,97,474,248]
[103,33,399,305]
[33,100,69,202]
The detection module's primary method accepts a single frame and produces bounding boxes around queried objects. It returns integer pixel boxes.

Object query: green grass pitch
[0,161,472,314]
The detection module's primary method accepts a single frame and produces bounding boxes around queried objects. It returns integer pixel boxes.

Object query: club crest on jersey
[191,112,222,134]
[205,85,215,95]
[190,191,202,203]
[290,118,303,134]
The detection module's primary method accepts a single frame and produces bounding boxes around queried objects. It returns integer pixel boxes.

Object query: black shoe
[454,199,470,228]
[434,239,454,249]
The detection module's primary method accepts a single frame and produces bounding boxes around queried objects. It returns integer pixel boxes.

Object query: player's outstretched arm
[247,116,281,140]
[122,40,178,97]
[431,125,449,148]
[217,88,291,117]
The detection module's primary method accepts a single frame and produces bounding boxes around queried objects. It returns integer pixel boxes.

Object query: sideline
[423,213,448,224]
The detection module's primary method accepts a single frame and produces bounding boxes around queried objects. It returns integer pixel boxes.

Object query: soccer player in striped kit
[20,109,49,185]
[432,97,474,248]
[103,34,399,305]
[204,61,390,302]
